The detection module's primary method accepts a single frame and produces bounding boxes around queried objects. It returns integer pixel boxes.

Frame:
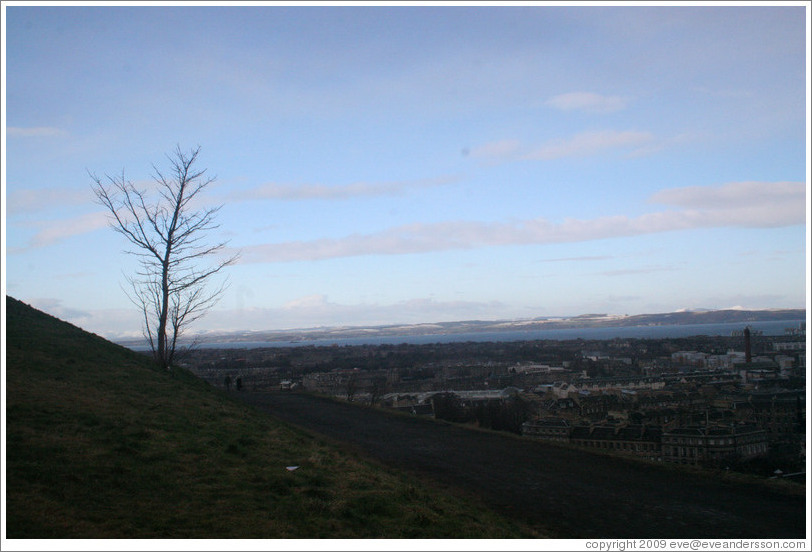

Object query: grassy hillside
[4,296,539,538]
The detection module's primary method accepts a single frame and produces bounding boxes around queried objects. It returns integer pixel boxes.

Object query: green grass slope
[4,296,539,538]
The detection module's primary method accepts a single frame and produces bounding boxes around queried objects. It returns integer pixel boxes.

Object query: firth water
[189,319,804,350]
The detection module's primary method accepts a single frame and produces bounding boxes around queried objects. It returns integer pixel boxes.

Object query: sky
[2,2,810,341]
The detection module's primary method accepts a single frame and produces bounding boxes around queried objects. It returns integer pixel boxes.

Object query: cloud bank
[235,181,805,264]
[13,212,110,250]
[524,130,655,160]
[229,175,459,202]
[649,180,802,209]
[7,126,68,138]
[472,130,655,162]
[12,181,803,258]
[7,188,90,214]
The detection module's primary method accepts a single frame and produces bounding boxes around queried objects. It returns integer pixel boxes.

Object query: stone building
[521,417,571,442]
[661,424,767,465]
[566,424,661,459]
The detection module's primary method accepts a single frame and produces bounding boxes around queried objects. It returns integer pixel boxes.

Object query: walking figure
[224,375,232,391]
[236,377,243,391]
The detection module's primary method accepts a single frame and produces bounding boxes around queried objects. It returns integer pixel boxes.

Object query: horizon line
[110,306,808,344]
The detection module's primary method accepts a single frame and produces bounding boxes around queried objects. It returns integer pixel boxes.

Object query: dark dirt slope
[240,391,808,539]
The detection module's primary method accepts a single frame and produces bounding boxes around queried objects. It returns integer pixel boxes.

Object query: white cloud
[649,181,804,210]
[524,130,655,160]
[650,181,806,229]
[545,92,630,113]
[232,181,804,264]
[7,188,90,214]
[471,130,656,163]
[229,175,459,202]
[13,211,110,250]
[7,126,68,138]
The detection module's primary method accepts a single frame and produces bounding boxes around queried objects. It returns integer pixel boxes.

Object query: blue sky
[3,3,809,340]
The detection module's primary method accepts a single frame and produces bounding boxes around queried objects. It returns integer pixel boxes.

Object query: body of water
[183,319,805,350]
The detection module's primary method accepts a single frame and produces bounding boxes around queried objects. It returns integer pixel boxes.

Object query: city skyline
[3,2,809,340]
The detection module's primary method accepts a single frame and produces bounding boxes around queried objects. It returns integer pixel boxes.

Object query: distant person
[224,375,232,391]
[236,377,242,391]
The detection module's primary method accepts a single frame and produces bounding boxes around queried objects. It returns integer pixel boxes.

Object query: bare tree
[90,145,238,370]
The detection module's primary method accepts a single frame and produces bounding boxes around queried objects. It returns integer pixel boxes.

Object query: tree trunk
[157,258,171,370]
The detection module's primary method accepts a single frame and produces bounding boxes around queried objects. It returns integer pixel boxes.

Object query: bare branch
[91,146,238,370]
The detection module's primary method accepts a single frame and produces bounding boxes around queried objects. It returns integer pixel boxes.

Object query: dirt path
[239,391,806,539]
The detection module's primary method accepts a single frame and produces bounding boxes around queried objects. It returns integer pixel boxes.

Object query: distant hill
[595,309,806,327]
[163,307,806,346]
[4,296,537,538]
